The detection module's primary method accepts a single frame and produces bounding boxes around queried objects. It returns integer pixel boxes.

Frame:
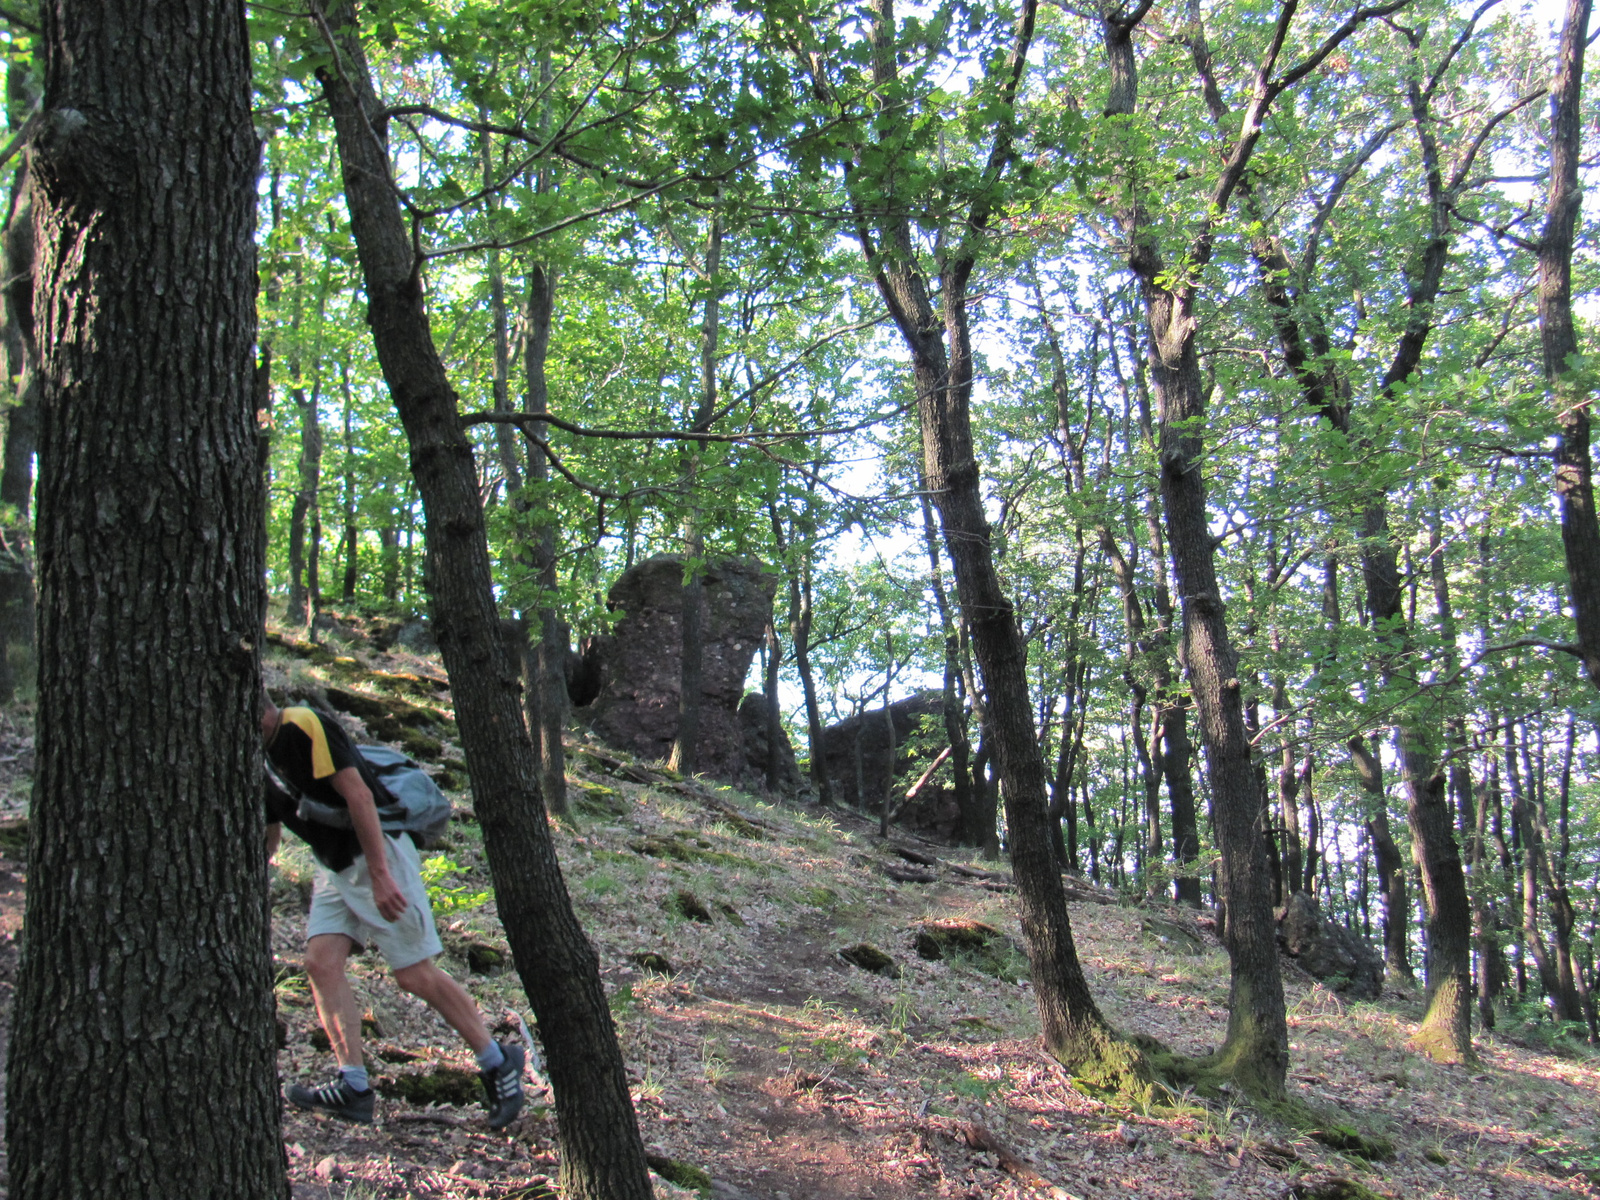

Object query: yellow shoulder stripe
[283,708,337,779]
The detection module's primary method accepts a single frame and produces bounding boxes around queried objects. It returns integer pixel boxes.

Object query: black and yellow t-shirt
[264,707,374,870]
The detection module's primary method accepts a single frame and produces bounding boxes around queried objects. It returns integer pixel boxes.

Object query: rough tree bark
[313,5,652,1195]
[5,1,285,1196]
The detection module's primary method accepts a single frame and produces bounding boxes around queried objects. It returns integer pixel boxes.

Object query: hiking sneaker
[287,1075,375,1124]
[481,1041,525,1129]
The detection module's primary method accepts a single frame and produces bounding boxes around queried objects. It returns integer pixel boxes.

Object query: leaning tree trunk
[5,2,285,1197]
[314,6,652,1196]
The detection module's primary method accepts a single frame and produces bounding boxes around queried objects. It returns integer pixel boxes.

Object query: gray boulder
[577,555,797,790]
[1278,891,1384,1000]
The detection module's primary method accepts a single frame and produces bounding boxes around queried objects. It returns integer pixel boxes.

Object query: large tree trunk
[5,2,285,1196]
[314,7,651,1196]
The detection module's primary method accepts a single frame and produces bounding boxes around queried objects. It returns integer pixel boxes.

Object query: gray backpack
[288,744,453,850]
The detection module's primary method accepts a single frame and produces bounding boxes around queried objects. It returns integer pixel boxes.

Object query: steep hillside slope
[0,619,1596,1200]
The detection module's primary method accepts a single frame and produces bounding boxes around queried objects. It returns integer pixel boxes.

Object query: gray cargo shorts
[307,832,444,970]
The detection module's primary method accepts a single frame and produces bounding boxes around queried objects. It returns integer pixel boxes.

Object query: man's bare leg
[393,957,492,1052]
[304,933,364,1069]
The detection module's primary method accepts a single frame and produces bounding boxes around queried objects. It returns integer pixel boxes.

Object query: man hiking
[262,693,524,1127]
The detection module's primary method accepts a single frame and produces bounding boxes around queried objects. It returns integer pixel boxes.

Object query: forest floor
[0,622,1597,1200]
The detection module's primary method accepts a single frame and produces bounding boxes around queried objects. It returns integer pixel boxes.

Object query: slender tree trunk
[764,616,782,792]
[287,380,323,628]
[1539,0,1600,688]
[0,157,37,704]
[339,362,359,603]
[920,491,976,841]
[1507,722,1567,1016]
[1100,2,1286,1093]
[858,0,1146,1087]
[788,547,832,806]
[1348,735,1413,982]
[6,2,285,1195]
[313,8,651,1194]
[669,210,722,777]
[879,660,897,838]
[523,262,567,815]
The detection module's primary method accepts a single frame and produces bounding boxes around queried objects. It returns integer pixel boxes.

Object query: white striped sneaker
[287,1075,375,1123]
[481,1041,525,1129]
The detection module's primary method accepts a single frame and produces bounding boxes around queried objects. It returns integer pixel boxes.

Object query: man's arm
[330,765,408,922]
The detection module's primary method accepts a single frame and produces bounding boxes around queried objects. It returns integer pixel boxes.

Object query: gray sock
[476,1041,505,1073]
[340,1064,369,1093]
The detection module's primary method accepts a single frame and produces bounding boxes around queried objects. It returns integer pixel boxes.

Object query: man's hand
[369,863,408,922]
[330,764,410,924]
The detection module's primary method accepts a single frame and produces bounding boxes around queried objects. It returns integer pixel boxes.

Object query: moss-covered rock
[628,831,754,869]
[913,919,1023,980]
[1290,1180,1386,1200]
[839,943,900,978]
[666,888,713,922]
[467,942,507,974]
[630,951,675,975]
[375,1066,482,1107]
[571,778,629,817]
[1307,1124,1396,1162]
[644,1154,712,1197]
[1141,915,1206,955]
[324,686,455,753]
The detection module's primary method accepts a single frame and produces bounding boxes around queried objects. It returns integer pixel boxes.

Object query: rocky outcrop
[576,555,801,791]
[1278,891,1384,1000]
[817,690,945,809]
[737,693,807,795]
